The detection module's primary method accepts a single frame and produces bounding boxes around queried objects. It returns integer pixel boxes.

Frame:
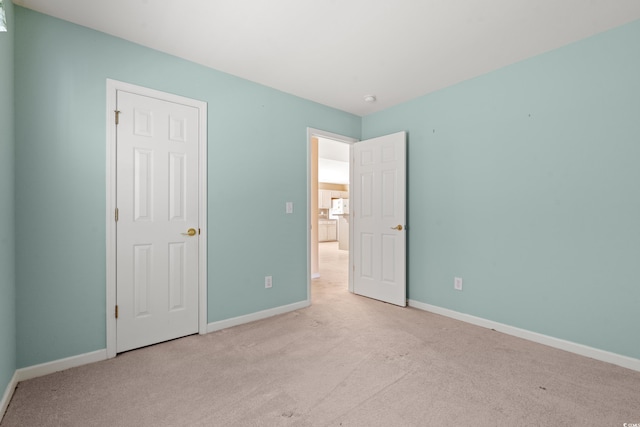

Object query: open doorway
[318,138,350,284]
[307,129,357,300]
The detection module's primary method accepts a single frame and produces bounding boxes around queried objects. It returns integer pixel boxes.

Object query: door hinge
[115,305,119,319]
[115,208,119,222]
[114,110,121,125]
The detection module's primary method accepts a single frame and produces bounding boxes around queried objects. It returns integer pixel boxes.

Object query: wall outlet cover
[454,277,463,291]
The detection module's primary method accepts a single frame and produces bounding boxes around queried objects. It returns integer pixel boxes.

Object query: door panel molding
[106,79,208,358]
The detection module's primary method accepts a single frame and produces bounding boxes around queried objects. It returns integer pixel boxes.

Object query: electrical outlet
[265,276,272,289]
[286,202,294,214]
[454,277,463,291]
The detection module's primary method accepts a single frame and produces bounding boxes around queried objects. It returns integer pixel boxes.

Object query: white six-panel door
[352,132,407,306]
[116,90,200,352]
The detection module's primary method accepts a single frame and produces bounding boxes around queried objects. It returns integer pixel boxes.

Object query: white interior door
[116,90,200,353]
[352,131,406,306]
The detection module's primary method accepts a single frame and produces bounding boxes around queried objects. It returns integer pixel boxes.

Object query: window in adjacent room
[0,0,7,32]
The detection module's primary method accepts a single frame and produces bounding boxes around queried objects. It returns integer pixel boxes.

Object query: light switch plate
[286,202,293,214]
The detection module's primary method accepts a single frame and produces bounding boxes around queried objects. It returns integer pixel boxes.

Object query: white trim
[409,300,640,372]
[197,100,208,335]
[0,371,18,422]
[106,79,208,358]
[307,128,358,144]
[207,300,310,333]
[105,80,117,358]
[16,350,108,382]
[306,128,358,301]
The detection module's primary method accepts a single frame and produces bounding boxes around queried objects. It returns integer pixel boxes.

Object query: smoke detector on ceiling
[363,95,376,103]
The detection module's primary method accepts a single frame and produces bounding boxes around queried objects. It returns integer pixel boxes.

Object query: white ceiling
[14,1,640,116]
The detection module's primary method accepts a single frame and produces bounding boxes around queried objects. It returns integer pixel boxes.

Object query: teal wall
[363,19,640,359]
[0,0,16,399]
[14,7,360,368]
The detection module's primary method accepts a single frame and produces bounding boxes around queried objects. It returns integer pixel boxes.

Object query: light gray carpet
[2,242,639,426]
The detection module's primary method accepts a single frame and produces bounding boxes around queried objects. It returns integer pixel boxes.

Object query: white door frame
[106,79,208,358]
[307,128,358,300]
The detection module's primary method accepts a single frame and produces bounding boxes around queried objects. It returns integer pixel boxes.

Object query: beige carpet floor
[2,242,639,426]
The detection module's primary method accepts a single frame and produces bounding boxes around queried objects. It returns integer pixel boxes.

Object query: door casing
[106,79,208,358]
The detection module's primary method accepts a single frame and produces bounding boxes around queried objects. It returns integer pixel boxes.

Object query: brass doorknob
[182,228,197,236]
[390,225,403,231]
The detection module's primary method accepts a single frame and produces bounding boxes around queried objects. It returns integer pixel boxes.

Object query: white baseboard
[208,300,310,333]
[1,371,18,422]
[408,300,640,372]
[15,349,108,382]
[311,273,320,279]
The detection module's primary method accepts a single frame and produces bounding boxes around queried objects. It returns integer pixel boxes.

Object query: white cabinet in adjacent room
[318,222,328,241]
[327,221,337,241]
[318,220,337,242]
[318,190,332,209]
[318,189,349,209]
[338,216,349,250]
